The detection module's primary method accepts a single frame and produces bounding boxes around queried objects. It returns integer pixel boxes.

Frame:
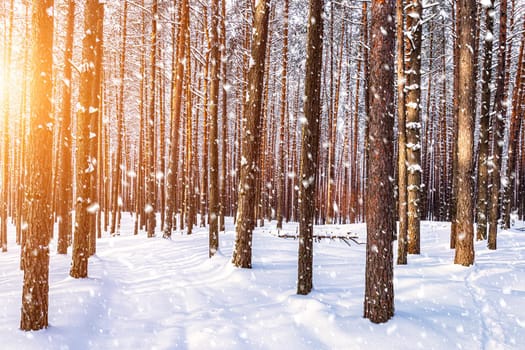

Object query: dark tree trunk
[502,19,525,229]
[476,1,494,241]
[363,0,396,324]
[276,0,289,231]
[297,0,324,295]
[488,0,508,250]
[209,0,221,256]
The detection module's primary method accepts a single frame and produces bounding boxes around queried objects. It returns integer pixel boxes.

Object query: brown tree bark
[232,0,271,268]
[70,0,101,278]
[396,0,408,265]
[200,6,210,228]
[503,19,525,229]
[276,0,289,230]
[219,0,228,232]
[405,0,422,255]
[145,0,158,238]
[110,0,128,236]
[363,0,396,324]
[20,0,54,330]
[296,0,324,295]
[453,0,476,266]
[209,0,221,256]
[488,0,508,250]
[476,1,494,241]
[56,0,75,254]
[88,2,104,255]
[164,0,189,238]
[1,0,15,253]
[184,40,194,235]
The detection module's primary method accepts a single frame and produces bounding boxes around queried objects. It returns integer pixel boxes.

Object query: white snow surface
[1,218,525,349]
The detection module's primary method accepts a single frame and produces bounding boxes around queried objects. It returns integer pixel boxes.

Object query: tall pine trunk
[396,0,408,265]
[363,0,396,324]
[453,0,476,266]
[488,0,508,250]
[57,0,75,254]
[70,0,101,278]
[232,0,271,268]
[209,0,221,255]
[405,0,422,255]
[297,0,324,295]
[476,1,494,241]
[20,0,54,330]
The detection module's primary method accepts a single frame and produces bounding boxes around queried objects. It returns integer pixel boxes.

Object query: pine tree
[232,0,271,268]
[453,0,476,266]
[276,0,289,231]
[20,0,54,330]
[297,0,324,295]
[488,0,509,250]
[363,0,396,324]
[164,0,189,238]
[145,0,158,238]
[476,0,494,241]
[110,0,128,236]
[209,0,221,256]
[396,0,408,265]
[1,0,14,253]
[70,0,101,278]
[405,0,423,255]
[57,0,75,254]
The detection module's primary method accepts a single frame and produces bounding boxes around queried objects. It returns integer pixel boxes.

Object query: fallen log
[275,232,364,246]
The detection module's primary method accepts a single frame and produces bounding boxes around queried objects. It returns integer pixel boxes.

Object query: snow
[1,218,525,349]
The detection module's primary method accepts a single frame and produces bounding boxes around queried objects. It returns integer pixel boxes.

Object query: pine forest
[1,0,525,348]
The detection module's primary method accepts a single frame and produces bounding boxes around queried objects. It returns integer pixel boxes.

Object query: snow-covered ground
[1,216,524,350]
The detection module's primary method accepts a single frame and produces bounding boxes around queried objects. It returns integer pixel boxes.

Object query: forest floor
[1,216,524,349]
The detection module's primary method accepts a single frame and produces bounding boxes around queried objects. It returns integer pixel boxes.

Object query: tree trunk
[145,0,158,238]
[363,0,396,324]
[70,0,101,279]
[200,6,210,228]
[219,0,228,232]
[405,0,422,255]
[296,0,324,295]
[164,0,189,238]
[502,19,525,229]
[476,1,494,241]
[20,0,54,330]
[453,0,476,266]
[488,0,508,250]
[396,0,408,265]
[111,0,128,236]
[276,0,289,231]
[1,0,15,253]
[232,0,271,268]
[209,0,221,256]
[57,0,75,254]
